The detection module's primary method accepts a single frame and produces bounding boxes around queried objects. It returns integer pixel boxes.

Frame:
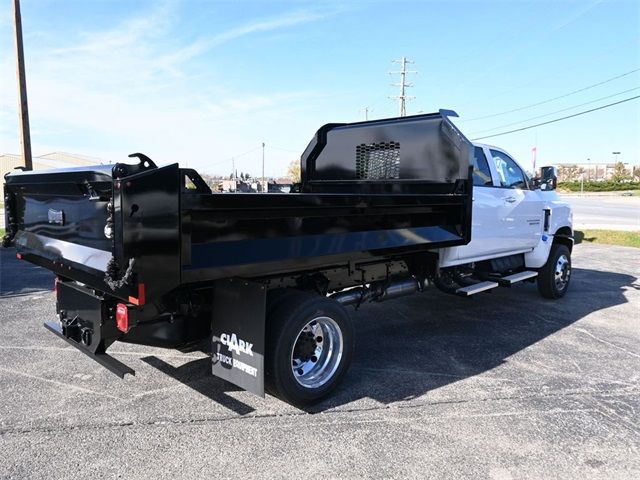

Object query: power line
[202,145,263,169]
[469,86,640,136]
[266,144,298,154]
[471,95,640,141]
[462,68,640,122]
[389,57,416,117]
[231,145,262,159]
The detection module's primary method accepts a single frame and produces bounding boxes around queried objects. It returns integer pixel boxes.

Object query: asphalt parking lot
[0,243,638,479]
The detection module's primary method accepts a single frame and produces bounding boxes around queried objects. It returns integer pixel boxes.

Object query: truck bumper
[46,280,134,378]
[44,321,134,377]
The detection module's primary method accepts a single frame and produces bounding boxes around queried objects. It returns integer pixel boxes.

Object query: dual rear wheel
[265,291,354,406]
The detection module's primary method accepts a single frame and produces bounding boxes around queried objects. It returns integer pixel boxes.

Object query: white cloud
[0,4,336,176]
[160,9,332,66]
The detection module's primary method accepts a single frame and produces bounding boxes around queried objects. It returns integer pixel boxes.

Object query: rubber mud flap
[211,278,266,397]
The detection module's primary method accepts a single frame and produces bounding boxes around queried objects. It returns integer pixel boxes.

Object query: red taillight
[116,303,129,333]
[54,277,60,295]
[16,253,23,260]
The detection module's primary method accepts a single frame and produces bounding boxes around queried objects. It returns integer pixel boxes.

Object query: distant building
[213,177,296,193]
[556,163,633,182]
[1,152,108,199]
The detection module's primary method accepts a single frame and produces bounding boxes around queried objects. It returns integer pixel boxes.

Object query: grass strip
[575,229,640,248]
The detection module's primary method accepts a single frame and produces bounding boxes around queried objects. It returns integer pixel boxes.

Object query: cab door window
[490,150,528,189]
[472,147,493,186]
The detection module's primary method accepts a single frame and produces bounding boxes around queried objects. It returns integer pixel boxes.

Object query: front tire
[265,291,354,406]
[537,243,572,299]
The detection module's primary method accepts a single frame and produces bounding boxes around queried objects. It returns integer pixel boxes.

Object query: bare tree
[611,162,631,183]
[287,159,301,182]
[557,165,583,182]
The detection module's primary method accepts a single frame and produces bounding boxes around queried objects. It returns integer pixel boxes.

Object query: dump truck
[2,111,572,406]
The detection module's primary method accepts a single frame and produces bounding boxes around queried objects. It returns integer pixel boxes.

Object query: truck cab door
[489,149,542,250]
[453,146,507,263]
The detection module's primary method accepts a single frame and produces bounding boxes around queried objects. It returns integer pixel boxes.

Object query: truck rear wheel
[265,291,354,406]
[537,243,571,299]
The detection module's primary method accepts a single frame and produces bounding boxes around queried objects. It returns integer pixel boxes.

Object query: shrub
[557,181,640,192]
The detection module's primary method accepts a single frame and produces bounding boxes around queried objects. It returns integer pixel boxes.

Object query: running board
[498,270,538,286]
[456,281,499,296]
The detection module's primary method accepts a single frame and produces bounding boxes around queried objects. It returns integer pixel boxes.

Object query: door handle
[504,196,517,203]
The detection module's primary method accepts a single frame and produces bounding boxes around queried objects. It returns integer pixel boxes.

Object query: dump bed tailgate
[3,160,181,308]
[4,165,113,273]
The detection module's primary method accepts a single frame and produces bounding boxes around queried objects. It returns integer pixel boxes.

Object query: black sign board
[211,278,266,397]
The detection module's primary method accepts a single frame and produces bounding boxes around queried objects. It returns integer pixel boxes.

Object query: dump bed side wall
[181,192,468,282]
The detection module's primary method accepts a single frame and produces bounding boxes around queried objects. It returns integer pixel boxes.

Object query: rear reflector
[54,277,60,295]
[16,253,23,260]
[128,283,146,306]
[116,303,129,333]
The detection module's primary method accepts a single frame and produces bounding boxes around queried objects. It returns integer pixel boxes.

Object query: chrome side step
[456,281,499,296]
[498,270,538,286]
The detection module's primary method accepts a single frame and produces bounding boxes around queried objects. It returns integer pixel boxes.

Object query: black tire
[266,288,300,316]
[265,291,354,406]
[537,243,572,299]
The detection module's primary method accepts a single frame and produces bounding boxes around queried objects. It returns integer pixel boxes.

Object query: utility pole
[261,142,266,193]
[360,106,371,121]
[13,0,32,170]
[389,57,416,117]
[231,157,236,192]
[612,151,621,163]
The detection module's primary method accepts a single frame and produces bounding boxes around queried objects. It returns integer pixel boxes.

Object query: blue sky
[1,0,638,176]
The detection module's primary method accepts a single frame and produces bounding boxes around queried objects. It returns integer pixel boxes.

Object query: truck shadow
[140,355,256,416]
[307,266,638,412]
[0,248,54,297]
[138,266,636,415]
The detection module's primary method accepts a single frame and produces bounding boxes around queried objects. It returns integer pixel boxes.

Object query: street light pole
[612,151,621,163]
[262,142,265,193]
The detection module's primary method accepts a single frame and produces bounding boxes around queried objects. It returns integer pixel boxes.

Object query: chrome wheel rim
[554,254,571,291]
[291,316,343,389]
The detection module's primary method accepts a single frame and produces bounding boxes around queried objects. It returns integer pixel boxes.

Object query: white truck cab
[438,143,573,299]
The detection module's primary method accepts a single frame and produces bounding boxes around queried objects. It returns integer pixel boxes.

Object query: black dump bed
[3,111,473,308]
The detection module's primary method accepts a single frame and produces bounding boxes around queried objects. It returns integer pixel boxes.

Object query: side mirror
[538,166,557,191]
